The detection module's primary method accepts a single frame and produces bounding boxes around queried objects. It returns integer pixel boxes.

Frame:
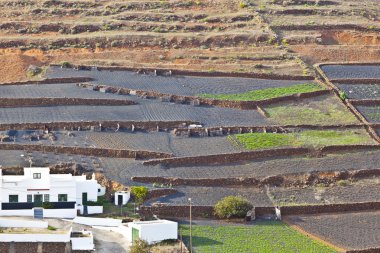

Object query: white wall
[128,221,178,244]
[114,192,130,206]
[0,219,47,228]
[72,217,122,227]
[0,208,76,219]
[71,231,94,250]
[0,232,71,242]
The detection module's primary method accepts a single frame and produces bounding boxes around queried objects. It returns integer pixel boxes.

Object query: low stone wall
[0,242,10,253]
[143,147,311,167]
[140,205,214,218]
[281,202,380,216]
[133,168,380,187]
[0,120,195,131]
[0,98,136,107]
[14,242,38,253]
[147,188,178,201]
[60,64,314,81]
[350,99,380,106]
[272,24,377,32]
[0,143,173,159]
[331,79,380,84]
[42,242,67,253]
[346,248,380,253]
[0,77,94,86]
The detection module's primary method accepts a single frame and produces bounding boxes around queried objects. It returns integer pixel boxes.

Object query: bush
[130,239,150,253]
[131,186,149,205]
[339,91,347,100]
[42,202,54,209]
[60,61,71,68]
[214,196,253,219]
[239,2,247,8]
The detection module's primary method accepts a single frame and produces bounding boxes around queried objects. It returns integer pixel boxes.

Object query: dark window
[44,194,50,202]
[98,189,101,193]
[33,173,41,179]
[58,194,67,202]
[27,194,32,203]
[9,195,18,203]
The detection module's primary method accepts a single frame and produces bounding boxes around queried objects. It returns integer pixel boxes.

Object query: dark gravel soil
[46,66,312,96]
[287,211,380,250]
[321,65,380,79]
[0,83,127,100]
[0,98,268,127]
[146,186,273,206]
[100,150,380,184]
[356,105,380,123]
[269,182,380,206]
[335,83,380,99]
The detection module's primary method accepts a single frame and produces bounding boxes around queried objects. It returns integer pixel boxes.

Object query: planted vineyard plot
[321,65,380,79]
[269,182,380,206]
[356,105,380,123]
[0,83,127,100]
[100,151,380,185]
[86,132,239,157]
[287,211,380,250]
[198,83,323,101]
[231,129,374,150]
[180,222,336,253]
[0,99,268,126]
[146,186,272,206]
[264,95,359,125]
[46,66,312,96]
[335,83,380,99]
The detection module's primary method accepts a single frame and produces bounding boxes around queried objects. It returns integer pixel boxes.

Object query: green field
[229,129,373,150]
[264,95,358,125]
[198,83,323,101]
[180,222,336,253]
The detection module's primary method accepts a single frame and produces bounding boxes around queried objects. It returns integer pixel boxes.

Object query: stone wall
[14,242,38,253]
[143,147,311,167]
[42,242,67,253]
[0,143,172,159]
[346,248,380,253]
[0,98,136,107]
[0,242,10,253]
[140,205,214,218]
[0,77,93,86]
[0,120,194,131]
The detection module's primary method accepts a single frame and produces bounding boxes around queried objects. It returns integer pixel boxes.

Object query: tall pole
[188,198,192,253]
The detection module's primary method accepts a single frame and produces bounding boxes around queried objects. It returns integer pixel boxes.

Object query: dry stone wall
[0,98,136,107]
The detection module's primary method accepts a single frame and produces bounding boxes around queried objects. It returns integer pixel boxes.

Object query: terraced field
[286,211,380,250]
[335,83,380,100]
[321,65,380,79]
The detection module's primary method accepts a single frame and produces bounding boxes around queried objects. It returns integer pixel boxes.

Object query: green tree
[214,196,253,219]
[131,186,149,205]
[130,239,150,253]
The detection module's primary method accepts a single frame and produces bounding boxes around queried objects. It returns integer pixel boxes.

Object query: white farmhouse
[0,167,105,218]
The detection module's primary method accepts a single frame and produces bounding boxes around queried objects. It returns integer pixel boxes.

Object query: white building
[114,191,130,206]
[123,220,178,244]
[0,167,105,218]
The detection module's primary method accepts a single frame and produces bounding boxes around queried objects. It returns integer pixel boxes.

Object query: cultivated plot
[321,65,380,79]
[286,211,380,250]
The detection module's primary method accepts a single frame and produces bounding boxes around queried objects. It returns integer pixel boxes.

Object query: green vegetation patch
[264,95,358,125]
[180,222,336,253]
[230,129,373,150]
[198,83,323,101]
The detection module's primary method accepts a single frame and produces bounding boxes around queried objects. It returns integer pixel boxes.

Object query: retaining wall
[55,64,315,81]
[143,147,311,167]
[140,205,215,218]
[0,120,195,131]
[0,77,94,86]
[133,168,380,187]
[272,24,378,32]
[0,98,136,107]
[346,248,380,253]
[0,143,173,159]
[331,79,380,84]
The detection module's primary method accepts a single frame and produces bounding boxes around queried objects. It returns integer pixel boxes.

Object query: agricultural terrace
[198,83,323,101]
[180,222,336,253]
[229,129,374,150]
[264,95,359,125]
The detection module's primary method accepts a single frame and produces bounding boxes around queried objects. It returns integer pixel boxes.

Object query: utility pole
[188,198,192,253]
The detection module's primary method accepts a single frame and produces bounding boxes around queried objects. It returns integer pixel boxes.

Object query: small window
[27,194,32,203]
[33,173,41,179]
[98,188,101,193]
[9,195,18,203]
[44,194,50,202]
[58,194,67,202]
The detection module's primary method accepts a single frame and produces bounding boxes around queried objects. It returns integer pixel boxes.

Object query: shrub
[47,225,57,231]
[60,61,71,68]
[130,239,150,253]
[214,196,253,219]
[239,2,247,8]
[339,91,347,100]
[42,202,54,209]
[131,186,149,205]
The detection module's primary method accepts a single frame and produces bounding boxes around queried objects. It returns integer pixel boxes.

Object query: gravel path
[46,66,312,96]
[321,65,380,79]
[287,211,380,250]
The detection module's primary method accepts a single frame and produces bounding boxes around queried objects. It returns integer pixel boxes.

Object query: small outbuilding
[124,220,178,244]
[114,191,130,206]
